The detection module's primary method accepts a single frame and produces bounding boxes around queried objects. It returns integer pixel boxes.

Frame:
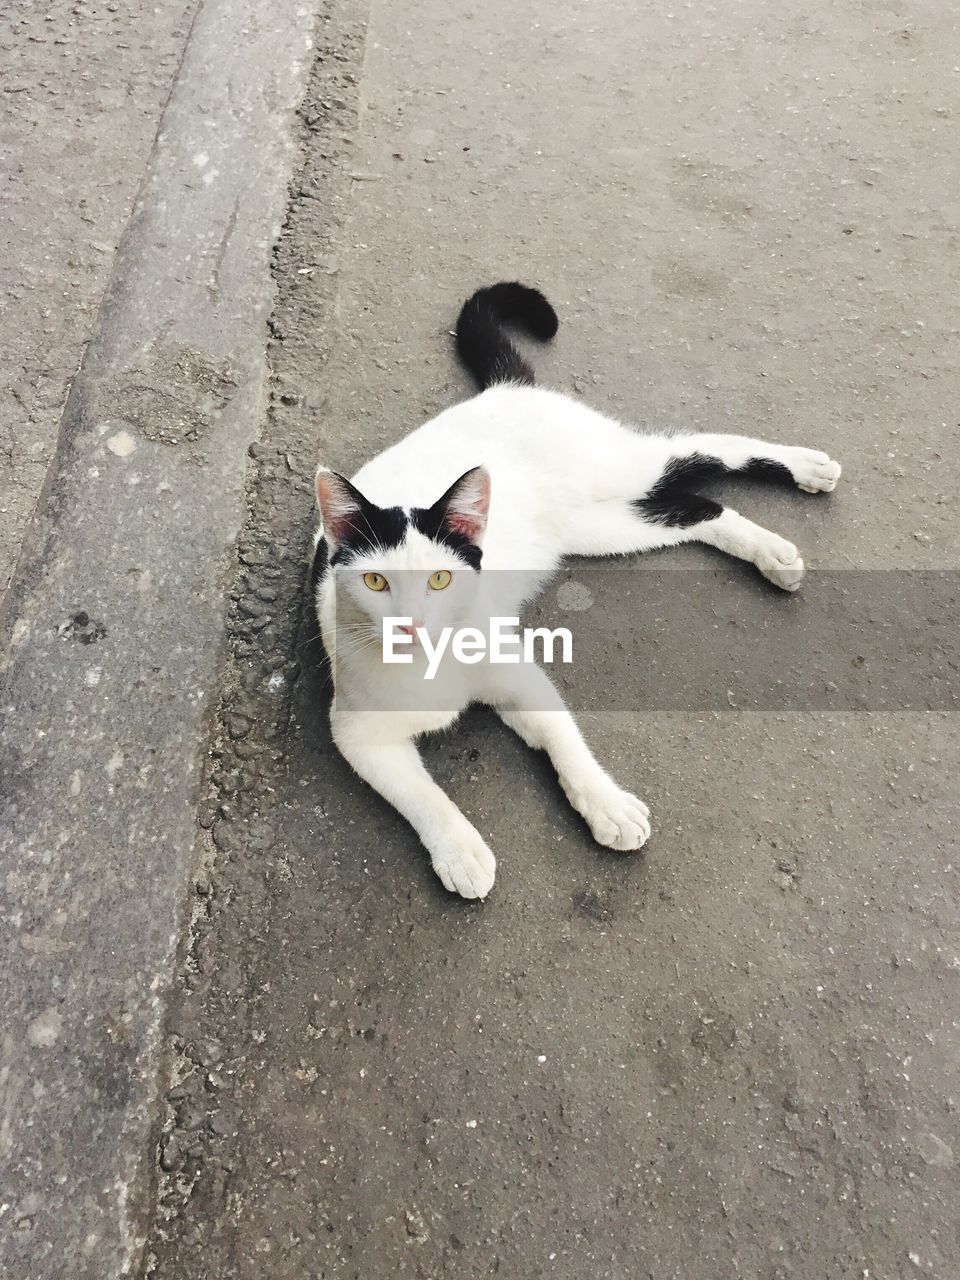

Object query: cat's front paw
[566,779,651,852]
[431,827,497,899]
[754,532,805,592]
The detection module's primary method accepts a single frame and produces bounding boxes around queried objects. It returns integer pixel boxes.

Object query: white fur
[316,385,841,898]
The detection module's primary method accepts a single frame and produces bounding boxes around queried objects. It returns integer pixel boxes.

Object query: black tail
[455,283,558,390]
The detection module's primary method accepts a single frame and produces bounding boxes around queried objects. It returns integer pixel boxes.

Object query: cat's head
[315,466,489,640]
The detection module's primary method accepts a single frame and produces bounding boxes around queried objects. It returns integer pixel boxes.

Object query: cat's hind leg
[694,508,805,590]
[557,427,839,587]
[658,432,841,494]
[621,431,842,589]
[563,497,806,590]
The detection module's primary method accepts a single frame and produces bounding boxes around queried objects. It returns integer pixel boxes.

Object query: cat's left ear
[433,466,491,543]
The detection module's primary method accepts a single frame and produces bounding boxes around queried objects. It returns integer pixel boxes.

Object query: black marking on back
[328,504,408,566]
[455,282,558,391]
[634,453,727,527]
[634,452,794,528]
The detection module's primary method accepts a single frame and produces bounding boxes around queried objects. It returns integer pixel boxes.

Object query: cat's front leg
[485,667,651,852]
[330,709,496,899]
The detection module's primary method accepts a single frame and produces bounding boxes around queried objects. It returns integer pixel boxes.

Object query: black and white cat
[313,284,840,899]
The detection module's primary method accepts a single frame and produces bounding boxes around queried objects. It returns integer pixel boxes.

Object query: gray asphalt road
[142,0,960,1276]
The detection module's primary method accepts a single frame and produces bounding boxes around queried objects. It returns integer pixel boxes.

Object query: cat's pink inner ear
[316,469,362,545]
[444,466,490,541]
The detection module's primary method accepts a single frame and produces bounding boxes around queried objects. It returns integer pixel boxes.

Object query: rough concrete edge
[140,3,374,1266]
[0,0,205,628]
[0,2,329,1277]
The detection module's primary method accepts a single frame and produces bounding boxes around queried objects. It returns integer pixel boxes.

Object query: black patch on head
[310,535,328,592]
[634,452,796,528]
[321,470,485,571]
[328,503,408,566]
[410,503,483,570]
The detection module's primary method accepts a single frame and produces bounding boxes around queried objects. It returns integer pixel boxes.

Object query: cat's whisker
[324,627,385,667]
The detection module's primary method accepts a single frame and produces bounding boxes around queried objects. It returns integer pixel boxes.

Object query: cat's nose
[397,622,423,636]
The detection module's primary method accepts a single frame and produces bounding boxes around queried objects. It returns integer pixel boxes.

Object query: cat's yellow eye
[428,570,452,591]
[363,572,388,592]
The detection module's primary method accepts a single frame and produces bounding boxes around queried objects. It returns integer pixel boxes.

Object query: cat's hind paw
[431,828,497,899]
[568,779,651,852]
[786,448,842,494]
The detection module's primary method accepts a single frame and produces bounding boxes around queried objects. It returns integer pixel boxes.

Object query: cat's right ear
[432,466,491,544]
[315,468,366,549]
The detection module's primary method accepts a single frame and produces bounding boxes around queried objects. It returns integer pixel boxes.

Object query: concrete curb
[0,3,323,1275]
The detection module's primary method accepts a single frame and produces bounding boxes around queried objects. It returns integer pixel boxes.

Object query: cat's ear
[315,468,369,548]
[433,466,491,543]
